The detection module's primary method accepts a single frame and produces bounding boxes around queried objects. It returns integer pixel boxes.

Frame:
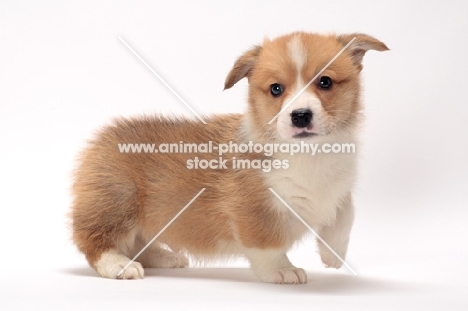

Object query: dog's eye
[319,76,333,89]
[270,83,284,97]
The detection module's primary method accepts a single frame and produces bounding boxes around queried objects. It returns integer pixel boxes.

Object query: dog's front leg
[317,192,355,269]
[244,248,307,284]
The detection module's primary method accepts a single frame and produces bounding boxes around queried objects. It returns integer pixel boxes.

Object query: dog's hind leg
[136,241,189,268]
[72,161,144,279]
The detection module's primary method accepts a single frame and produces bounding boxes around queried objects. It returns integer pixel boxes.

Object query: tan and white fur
[71,32,388,283]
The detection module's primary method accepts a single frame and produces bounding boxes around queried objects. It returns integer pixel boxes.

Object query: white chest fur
[265,141,358,230]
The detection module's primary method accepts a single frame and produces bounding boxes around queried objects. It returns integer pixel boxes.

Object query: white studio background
[1,0,467,310]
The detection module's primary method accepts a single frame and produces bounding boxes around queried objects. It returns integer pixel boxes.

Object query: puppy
[71,31,388,283]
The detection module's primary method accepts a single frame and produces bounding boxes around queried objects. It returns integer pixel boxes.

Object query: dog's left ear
[338,33,389,70]
[224,45,262,90]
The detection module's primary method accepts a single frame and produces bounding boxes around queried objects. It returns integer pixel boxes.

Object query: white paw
[116,262,144,279]
[259,268,307,284]
[139,247,189,268]
[320,248,344,269]
[95,251,144,279]
[158,252,189,268]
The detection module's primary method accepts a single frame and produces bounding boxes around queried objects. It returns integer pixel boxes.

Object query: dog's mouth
[293,132,318,138]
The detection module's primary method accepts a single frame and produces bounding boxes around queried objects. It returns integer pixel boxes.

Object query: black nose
[291,109,313,128]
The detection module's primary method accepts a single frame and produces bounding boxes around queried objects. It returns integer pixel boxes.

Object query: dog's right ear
[224,45,262,90]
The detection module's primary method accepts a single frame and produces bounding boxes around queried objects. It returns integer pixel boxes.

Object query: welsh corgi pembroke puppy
[72,31,388,284]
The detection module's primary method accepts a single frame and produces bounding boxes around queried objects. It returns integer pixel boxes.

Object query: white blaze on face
[276,35,326,141]
[288,34,306,74]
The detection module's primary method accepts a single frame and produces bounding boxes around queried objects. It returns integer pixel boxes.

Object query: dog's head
[224,32,388,142]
